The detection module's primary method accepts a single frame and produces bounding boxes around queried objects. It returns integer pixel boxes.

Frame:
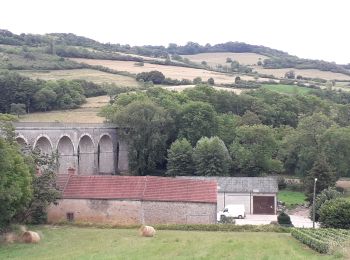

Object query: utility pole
[312,178,318,228]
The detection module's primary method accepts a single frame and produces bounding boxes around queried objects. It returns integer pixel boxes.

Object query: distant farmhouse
[178,177,278,215]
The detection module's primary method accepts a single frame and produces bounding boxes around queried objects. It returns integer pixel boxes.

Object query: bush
[310,187,341,222]
[277,212,292,226]
[278,177,287,190]
[319,198,350,229]
[219,215,236,224]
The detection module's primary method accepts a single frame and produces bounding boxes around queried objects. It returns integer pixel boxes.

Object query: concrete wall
[218,192,277,214]
[47,199,216,225]
[12,122,128,175]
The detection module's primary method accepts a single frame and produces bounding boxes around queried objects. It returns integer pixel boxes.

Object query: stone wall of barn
[47,199,216,225]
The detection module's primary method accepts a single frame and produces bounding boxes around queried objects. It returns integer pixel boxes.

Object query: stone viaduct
[13,122,128,175]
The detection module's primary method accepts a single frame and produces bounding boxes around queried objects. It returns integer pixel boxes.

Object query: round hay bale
[139,225,156,237]
[22,231,40,243]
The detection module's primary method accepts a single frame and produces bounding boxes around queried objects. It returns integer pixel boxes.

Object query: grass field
[278,190,306,208]
[182,52,269,66]
[262,84,312,94]
[16,69,140,87]
[70,58,256,84]
[161,85,244,94]
[19,96,109,123]
[253,67,350,81]
[0,226,334,260]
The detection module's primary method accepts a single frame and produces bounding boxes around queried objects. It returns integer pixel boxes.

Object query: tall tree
[166,138,194,176]
[178,101,218,145]
[103,98,172,175]
[193,136,231,176]
[0,137,32,229]
[304,154,336,202]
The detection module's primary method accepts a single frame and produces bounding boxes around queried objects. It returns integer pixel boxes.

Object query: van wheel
[238,215,243,219]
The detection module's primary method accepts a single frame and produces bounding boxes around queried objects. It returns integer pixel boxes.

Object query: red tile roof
[56,175,217,204]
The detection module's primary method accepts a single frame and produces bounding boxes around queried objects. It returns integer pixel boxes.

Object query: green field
[262,84,312,94]
[0,226,335,260]
[278,190,306,208]
[16,69,140,87]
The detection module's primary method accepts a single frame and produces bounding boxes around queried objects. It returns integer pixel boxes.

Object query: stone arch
[33,135,53,154]
[57,135,75,174]
[98,134,114,174]
[16,135,28,149]
[78,135,95,175]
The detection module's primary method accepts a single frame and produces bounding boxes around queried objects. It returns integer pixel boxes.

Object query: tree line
[101,85,350,180]
[0,71,90,114]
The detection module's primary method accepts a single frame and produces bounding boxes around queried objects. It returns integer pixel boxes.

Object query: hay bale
[139,225,156,237]
[21,231,40,243]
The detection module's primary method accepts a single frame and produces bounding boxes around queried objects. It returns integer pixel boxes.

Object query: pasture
[253,67,350,81]
[0,226,334,260]
[161,85,244,94]
[262,84,312,94]
[19,96,109,123]
[69,58,256,84]
[182,52,269,66]
[278,190,306,209]
[16,69,140,87]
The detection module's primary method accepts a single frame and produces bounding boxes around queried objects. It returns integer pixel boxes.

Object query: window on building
[66,212,74,222]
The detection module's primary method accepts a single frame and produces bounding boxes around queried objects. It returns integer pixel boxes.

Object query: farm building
[48,172,217,225]
[178,177,278,215]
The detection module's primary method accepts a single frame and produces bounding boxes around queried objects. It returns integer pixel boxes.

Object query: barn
[178,177,278,215]
[48,173,217,225]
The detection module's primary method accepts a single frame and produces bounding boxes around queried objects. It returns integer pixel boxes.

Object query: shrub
[310,187,341,222]
[319,198,350,229]
[277,212,292,226]
[278,177,287,190]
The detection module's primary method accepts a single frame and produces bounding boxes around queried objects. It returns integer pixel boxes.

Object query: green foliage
[292,228,350,254]
[0,71,86,113]
[319,198,350,229]
[277,212,292,226]
[0,137,32,229]
[178,101,218,145]
[304,154,336,202]
[230,125,282,176]
[103,98,172,175]
[207,77,214,85]
[310,187,341,222]
[193,136,231,176]
[10,103,26,117]
[155,224,290,233]
[217,114,239,145]
[166,138,194,176]
[136,70,165,84]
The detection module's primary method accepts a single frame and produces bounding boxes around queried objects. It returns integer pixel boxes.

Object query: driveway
[234,214,318,228]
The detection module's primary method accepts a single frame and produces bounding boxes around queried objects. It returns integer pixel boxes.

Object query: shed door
[253,196,274,214]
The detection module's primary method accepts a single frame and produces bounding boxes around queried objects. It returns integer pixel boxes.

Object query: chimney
[68,167,76,176]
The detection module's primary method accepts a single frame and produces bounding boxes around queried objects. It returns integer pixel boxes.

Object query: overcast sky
[1,0,349,64]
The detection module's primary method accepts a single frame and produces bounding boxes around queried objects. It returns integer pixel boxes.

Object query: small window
[66,212,74,222]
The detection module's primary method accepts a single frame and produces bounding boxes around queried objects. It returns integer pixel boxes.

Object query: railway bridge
[13,122,128,175]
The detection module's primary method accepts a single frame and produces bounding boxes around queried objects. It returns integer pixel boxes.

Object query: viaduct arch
[12,122,128,175]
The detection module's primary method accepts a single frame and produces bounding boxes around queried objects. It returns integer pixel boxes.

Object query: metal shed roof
[177,176,278,193]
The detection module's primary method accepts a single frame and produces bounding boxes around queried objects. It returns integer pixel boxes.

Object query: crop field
[182,52,269,66]
[262,84,312,94]
[69,58,256,84]
[0,226,334,260]
[16,69,140,87]
[19,96,109,123]
[253,67,350,81]
[292,228,350,254]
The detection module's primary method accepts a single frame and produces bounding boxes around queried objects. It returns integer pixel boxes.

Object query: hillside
[1,29,350,123]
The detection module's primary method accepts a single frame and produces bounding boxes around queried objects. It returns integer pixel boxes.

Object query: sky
[1,0,349,64]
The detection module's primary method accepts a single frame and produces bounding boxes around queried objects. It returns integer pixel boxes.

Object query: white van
[217,204,246,221]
